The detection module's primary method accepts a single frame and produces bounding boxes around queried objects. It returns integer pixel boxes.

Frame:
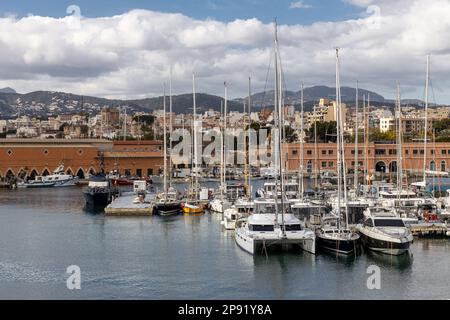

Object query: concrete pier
[105,192,154,216]
[410,222,450,237]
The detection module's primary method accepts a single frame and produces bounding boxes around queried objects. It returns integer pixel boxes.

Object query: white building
[379,117,395,133]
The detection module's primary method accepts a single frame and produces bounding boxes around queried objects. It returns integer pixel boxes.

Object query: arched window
[430,161,436,171]
[29,169,39,179]
[66,168,73,175]
[42,169,50,176]
[375,161,387,173]
[389,161,397,173]
[76,168,85,179]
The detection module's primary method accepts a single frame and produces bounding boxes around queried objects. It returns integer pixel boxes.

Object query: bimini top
[248,213,300,226]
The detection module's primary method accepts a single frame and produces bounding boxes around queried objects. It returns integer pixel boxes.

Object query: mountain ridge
[0,86,434,118]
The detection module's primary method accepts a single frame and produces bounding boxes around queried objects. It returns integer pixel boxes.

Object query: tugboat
[83,174,118,206]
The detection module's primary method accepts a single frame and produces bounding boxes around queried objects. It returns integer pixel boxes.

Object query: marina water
[0,182,449,299]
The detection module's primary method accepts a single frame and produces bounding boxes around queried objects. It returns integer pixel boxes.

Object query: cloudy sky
[0,0,448,103]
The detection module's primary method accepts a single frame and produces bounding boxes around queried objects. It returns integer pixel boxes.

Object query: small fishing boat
[182,201,204,214]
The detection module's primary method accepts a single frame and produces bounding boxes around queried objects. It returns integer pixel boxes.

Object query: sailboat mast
[396,82,402,200]
[299,83,305,200]
[192,73,198,192]
[364,94,369,186]
[220,99,224,199]
[247,77,252,199]
[163,84,167,194]
[335,49,342,230]
[123,106,127,141]
[273,21,280,226]
[169,71,173,187]
[224,82,228,193]
[423,55,430,183]
[354,81,359,193]
[314,119,319,191]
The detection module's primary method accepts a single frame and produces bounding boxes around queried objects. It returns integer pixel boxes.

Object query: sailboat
[290,83,328,219]
[154,83,182,216]
[222,77,255,229]
[315,49,360,254]
[235,21,316,255]
[210,82,232,214]
[182,74,206,214]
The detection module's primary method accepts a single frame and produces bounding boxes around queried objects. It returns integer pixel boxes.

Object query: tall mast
[336,48,348,228]
[364,94,369,186]
[314,118,318,191]
[163,84,167,194]
[123,106,127,141]
[273,21,280,179]
[423,55,430,183]
[169,70,173,187]
[223,82,228,193]
[335,48,342,230]
[220,99,224,199]
[299,83,305,200]
[192,73,198,192]
[354,81,359,193]
[273,20,279,226]
[273,20,285,233]
[247,76,252,199]
[396,82,402,200]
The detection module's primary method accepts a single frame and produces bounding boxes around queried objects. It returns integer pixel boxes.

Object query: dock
[105,192,154,216]
[410,222,450,237]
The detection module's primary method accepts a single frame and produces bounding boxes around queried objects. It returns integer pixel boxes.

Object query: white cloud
[343,0,374,7]
[0,1,449,103]
[289,1,312,9]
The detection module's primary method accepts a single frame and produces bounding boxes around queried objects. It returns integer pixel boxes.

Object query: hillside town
[1,98,449,142]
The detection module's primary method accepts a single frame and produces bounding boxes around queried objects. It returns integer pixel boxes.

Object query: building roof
[103,151,163,158]
[113,140,162,146]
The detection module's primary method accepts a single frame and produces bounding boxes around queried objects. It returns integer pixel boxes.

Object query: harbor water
[0,183,449,299]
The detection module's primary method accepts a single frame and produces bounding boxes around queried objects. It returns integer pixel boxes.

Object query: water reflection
[365,250,414,270]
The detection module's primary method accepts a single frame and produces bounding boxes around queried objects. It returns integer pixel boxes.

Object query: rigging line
[261,48,274,110]
[429,79,438,106]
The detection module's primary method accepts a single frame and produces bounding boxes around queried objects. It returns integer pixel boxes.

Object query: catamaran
[235,21,316,255]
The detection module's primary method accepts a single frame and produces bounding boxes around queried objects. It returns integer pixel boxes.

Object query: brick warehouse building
[0,139,163,179]
[283,142,450,176]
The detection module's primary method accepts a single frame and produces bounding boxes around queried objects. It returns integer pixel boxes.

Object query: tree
[133,115,155,125]
[283,125,298,143]
[433,118,450,134]
[370,129,396,142]
[306,121,337,143]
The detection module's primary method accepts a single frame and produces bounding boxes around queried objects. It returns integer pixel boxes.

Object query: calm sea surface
[0,182,449,300]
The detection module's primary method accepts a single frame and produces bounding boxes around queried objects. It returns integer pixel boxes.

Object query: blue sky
[0,0,363,25]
